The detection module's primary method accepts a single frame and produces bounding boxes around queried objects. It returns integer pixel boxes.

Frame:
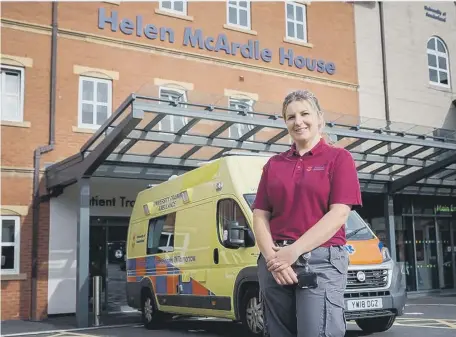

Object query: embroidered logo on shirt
[306,165,325,171]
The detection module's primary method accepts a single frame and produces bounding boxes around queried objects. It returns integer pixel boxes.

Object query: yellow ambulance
[125,153,407,335]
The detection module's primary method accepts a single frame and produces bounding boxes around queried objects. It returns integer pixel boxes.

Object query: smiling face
[284,99,322,145]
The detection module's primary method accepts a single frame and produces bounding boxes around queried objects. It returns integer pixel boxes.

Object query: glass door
[437,218,454,289]
[396,216,417,291]
[414,218,440,291]
[90,217,130,313]
[89,223,108,311]
[105,222,129,313]
[453,214,456,290]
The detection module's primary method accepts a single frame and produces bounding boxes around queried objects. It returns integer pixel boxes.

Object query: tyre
[240,285,264,336]
[355,315,396,333]
[141,288,167,330]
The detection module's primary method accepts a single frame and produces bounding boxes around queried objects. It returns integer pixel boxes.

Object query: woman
[252,90,362,337]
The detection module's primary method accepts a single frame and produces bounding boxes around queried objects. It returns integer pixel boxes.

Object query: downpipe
[30,1,58,321]
[378,1,391,127]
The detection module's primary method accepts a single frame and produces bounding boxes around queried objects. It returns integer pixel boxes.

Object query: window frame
[159,0,188,15]
[216,198,254,249]
[228,96,256,141]
[158,86,188,132]
[77,75,113,129]
[1,64,25,123]
[1,215,21,275]
[285,1,308,43]
[146,212,177,255]
[226,0,252,30]
[427,36,451,89]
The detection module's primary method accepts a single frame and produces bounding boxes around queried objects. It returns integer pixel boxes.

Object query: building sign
[90,195,135,208]
[435,204,456,213]
[97,8,337,75]
[424,6,447,22]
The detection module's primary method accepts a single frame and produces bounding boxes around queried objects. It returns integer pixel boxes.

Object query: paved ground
[3,295,456,337]
[3,317,456,337]
[4,314,456,337]
[105,262,132,313]
[91,263,134,313]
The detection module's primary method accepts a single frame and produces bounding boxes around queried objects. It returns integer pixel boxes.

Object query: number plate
[346,298,383,311]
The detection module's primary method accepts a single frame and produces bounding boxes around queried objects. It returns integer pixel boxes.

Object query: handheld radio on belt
[296,252,318,289]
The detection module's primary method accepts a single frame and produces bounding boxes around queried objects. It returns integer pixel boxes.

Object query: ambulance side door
[208,196,257,313]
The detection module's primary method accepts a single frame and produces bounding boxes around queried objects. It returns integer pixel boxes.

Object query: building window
[427,36,450,88]
[159,0,187,15]
[227,1,251,30]
[285,1,308,42]
[159,87,188,132]
[229,97,256,141]
[78,76,112,129]
[147,212,176,254]
[1,216,20,275]
[1,65,24,122]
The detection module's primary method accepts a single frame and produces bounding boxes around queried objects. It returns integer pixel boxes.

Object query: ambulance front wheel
[240,285,264,336]
[355,315,396,333]
[141,288,169,330]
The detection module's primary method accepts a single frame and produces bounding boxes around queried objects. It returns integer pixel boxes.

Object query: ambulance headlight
[381,247,392,262]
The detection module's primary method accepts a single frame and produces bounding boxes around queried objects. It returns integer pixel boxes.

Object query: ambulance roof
[131,154,270,219]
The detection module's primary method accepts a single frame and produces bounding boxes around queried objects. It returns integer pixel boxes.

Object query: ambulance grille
[346,269,388,289]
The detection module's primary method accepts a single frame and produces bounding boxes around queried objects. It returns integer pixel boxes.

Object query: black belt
[274,240,295,246]
[274,240,343,249]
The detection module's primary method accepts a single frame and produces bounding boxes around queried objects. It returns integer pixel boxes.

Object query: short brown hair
[282,90,325,131]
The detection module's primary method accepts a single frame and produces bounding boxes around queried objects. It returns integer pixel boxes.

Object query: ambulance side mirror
[225,221,247,248]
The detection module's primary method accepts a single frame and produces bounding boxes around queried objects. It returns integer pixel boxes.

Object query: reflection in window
[217,199,248,246]
[147,212,176,254]
[427,36,450,87]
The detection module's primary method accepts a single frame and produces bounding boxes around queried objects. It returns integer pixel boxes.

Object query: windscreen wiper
[346,227,368,240]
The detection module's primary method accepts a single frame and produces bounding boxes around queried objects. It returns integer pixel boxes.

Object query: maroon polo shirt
[252,138,362,247]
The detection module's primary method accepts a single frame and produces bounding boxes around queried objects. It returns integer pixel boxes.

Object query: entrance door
[453,214,456,289]
[396,216,417,291]
[207,197,258,317]
[89,217,130,313]
[106,223,129,313]
[89,224,107,311]
[437,218,454,289]
[414,218,440,290]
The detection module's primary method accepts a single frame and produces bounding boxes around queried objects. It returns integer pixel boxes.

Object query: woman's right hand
[265,252,298,285]
[271,266,298,285]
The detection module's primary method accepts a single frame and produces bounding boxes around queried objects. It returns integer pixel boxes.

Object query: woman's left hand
[266,244,300,272]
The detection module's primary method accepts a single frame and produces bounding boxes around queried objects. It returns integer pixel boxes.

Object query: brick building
[1,1,359,321]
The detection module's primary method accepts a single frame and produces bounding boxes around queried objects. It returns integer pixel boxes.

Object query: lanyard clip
[296,251,311,268]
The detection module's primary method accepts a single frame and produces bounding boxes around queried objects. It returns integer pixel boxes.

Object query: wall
[0,170,52,320]
[47,177,152,315]
[353,2,386,121]
[1,3,52,319]
[48,186,77,315]
[355,1,456,130]
[1,1,360,168]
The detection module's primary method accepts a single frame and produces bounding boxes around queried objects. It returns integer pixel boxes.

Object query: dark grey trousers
[258,246,349,337]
